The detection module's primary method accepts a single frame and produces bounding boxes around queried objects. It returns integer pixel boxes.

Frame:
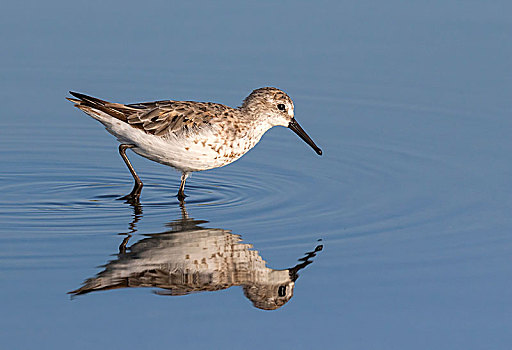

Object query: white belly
[107,118,266,172]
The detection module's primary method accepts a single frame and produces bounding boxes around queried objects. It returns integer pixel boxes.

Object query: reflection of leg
[120,200,142,254]
[119,235,131,254]
[177,172,189,201]
[179,200,189,220]
[118,144,143,202]
[127,201,142,234]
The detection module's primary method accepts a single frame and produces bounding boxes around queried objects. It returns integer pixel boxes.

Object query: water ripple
[0,133,470,249]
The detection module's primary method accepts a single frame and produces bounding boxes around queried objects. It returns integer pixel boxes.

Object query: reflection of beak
[288,244,323,281]
[288,118,323,155]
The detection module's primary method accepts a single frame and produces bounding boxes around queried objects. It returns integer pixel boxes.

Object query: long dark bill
[288,118,322,155]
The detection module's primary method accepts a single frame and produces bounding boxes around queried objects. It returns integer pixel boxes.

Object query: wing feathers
[68,92,234,137]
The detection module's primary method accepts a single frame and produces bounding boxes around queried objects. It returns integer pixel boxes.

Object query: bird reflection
[70,202,322,310]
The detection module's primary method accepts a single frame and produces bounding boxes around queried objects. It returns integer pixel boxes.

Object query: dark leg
[177,172,189,201]
[118,144,143,202]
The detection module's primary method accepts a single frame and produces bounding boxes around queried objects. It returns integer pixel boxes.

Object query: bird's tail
[67,91,132,123]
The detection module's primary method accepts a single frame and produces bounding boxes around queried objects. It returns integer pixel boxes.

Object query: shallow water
[1,1,511,349]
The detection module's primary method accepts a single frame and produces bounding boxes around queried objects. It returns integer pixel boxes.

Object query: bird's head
[241,87,322,155]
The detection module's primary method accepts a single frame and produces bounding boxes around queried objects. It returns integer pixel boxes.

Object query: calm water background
[1,1,511,349]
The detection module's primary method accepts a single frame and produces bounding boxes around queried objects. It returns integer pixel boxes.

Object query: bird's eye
[277,104,286,111]
[278,285,287,297]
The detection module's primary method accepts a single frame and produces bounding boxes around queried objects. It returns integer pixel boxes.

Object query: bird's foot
[118,192,141,204]
[176,191,187,202]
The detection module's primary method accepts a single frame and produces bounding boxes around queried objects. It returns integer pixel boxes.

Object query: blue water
[1,1,511,349]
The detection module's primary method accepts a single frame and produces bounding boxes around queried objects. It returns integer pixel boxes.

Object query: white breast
[108,118,272,173]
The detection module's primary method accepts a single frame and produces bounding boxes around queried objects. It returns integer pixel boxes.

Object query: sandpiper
[67,87,322,201]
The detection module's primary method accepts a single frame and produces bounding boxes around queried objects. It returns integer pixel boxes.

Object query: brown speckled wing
[69,92,235,137]
[125,101,231,136]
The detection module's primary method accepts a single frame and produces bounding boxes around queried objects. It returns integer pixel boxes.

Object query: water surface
[0,1,511,349]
